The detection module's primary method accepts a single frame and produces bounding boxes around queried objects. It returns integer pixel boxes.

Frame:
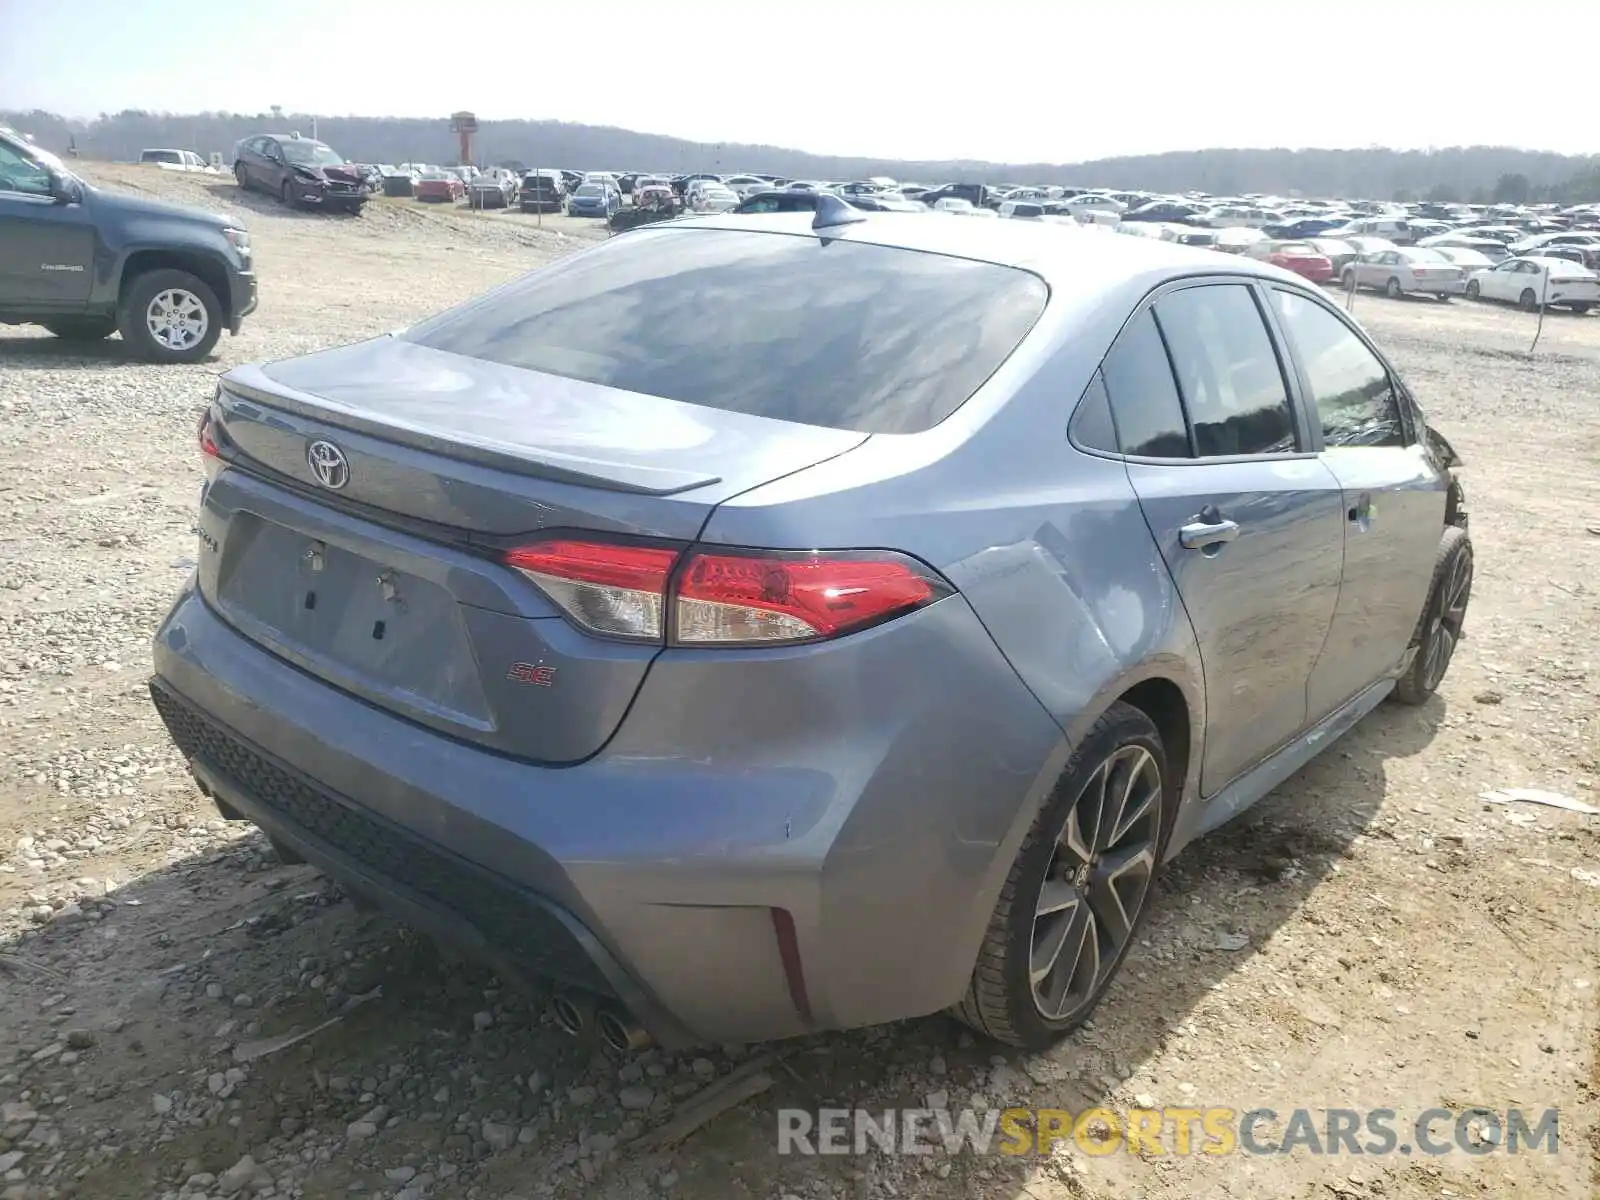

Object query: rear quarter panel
[698,278,1208,842]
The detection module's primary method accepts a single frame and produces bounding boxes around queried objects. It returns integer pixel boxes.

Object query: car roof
[660,211,1309,293]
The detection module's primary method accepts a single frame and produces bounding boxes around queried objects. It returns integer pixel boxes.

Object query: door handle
[1179,518,1241,550]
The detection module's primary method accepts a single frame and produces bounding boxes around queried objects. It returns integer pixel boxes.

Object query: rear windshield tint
[405,228,1049,434]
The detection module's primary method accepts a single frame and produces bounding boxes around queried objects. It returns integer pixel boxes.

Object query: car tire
[1571,303,1592,314]
[953,701,1172,1050]
[281,179,297,210]
[1465,280,1480,300]
[1519,288,1539,312]
[42,317,116,341]
[1385,277,1403,299]
[1390,525,1472,706]
[233,162,249,191]
[116,268,224,364]
[1340,268,1355,291]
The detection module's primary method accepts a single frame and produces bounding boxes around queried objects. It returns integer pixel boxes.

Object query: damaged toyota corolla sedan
[150,196,1471,1052]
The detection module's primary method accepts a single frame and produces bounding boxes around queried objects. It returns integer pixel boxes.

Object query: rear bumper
[150,582,1064,1045]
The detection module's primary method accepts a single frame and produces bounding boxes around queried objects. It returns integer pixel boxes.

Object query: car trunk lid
[200,337,868,762]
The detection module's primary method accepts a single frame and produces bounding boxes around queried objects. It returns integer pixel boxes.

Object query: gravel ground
[0,165,1596,1200]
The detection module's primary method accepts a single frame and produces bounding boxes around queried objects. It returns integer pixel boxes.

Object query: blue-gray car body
[149,211,1466,1048]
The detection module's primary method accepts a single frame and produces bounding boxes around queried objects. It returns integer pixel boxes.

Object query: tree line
[4,108,1597,203]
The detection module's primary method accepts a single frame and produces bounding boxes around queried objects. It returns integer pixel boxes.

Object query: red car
[414,172,465,203]
[1263,240,1334,284]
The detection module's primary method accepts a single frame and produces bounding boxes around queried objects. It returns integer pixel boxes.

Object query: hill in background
[5,108,1598,204]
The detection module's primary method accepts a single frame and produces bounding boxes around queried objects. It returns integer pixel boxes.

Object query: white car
[1212,226,1269,254]
[722,175,770,199]
[1341,247,1466,298]
[1430,246,1496,275]
[1342,235,1399,258]
[690,184,739,213]
[1119,221,1175,240]
[1465,256,1600,313]
[1506,231,1600,257]
[1062,193,1124,217]
[1328,215,1415,244]
[1417,234,1509,264]
[1204,204,1274,228]
[140,148,219,174]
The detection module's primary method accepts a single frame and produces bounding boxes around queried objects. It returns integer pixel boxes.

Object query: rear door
[1107,282,1345,795]
[1268,288,1446,721]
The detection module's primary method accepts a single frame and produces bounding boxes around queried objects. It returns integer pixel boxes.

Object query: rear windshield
[406,228,1048,434]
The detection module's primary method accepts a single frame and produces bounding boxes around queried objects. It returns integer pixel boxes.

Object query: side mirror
[48,169,80,206]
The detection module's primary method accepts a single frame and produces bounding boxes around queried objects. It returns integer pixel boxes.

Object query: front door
[0,139,94,309]
[1266,287,1450,719]
[1101,284,1345,795]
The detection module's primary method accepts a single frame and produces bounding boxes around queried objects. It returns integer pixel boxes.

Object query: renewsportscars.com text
[776,1106,1561,1157]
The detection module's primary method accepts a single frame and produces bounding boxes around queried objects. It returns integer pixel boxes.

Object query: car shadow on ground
[0,333,211,368]
[1,695,1446,1198]
[0,333,233,370]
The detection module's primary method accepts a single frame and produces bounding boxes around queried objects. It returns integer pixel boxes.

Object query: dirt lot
[0,165,1596,1200]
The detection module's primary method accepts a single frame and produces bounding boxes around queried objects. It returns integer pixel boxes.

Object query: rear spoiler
[218,366,724,497]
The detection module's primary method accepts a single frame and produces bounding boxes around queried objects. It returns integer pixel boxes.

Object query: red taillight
[505,540,678,639]
[501,540,949,646]
[197,409,224,482]
[676,549,944,644]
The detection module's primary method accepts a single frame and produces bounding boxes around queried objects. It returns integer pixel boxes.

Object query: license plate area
[215,514,491,727]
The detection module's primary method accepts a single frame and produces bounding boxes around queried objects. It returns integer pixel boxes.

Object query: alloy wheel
[1029,744,1161,1021]
[144,288,209,352]
[1421,546,1472,691]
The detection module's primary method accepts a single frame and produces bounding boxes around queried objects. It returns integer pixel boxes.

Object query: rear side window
[1153,284,1298,457]
[406,228,1048,434]
[1270,290,1404,448]
[1068,373,1119,454]
[1100,310,1189,457]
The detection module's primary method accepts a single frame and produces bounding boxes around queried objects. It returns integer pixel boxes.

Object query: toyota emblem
[306,439,350,490]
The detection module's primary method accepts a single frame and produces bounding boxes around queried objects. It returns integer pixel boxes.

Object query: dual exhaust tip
[552,992,653,1052]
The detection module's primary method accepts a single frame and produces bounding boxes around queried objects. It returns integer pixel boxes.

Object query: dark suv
[518,171,565,214]
[0,126,257,363]
[233,133,370,215]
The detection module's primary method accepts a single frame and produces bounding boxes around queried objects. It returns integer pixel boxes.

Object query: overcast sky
[2,0,1594,163]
